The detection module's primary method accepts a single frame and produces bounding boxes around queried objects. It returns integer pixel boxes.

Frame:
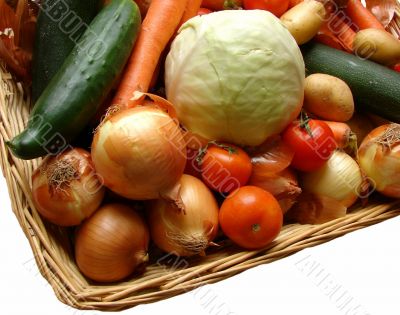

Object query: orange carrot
[345,0,385,30]
[180,0,202,25]
[112,0,188,109]
[134,0,152,17]
[315,22,345,51]
[326,14,357,52]
[322,121,355,149]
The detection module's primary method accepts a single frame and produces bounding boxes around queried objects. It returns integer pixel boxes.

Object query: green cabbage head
[165,10,305,146]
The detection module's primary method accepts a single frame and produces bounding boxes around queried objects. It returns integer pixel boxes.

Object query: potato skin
[353,28,400,66]
[303,74,355,122]
[280,0,326,45]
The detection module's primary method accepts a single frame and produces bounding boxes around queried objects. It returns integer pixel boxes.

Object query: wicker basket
[1,5,400,311]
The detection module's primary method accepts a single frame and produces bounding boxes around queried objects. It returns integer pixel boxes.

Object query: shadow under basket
[1,63,400,311]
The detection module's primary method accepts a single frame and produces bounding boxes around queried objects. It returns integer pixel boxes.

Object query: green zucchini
[8,0,141,160]
[31,0,100,102]
[301,42,400,122]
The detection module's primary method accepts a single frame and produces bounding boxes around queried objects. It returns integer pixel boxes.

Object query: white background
[1,174,399,315]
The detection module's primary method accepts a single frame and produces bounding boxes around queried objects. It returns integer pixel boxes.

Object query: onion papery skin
[358,124,400,198]
[75,203,150,283]
[148,175,219,257]
[249,135,294,174]
[32,148,105,226]
[91,106,187,200]
[249,167,301,213]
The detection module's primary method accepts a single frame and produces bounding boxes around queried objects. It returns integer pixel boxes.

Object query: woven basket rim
[1,2,400,310]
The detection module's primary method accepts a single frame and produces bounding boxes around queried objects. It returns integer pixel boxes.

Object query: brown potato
[303,73,354,122]
[353,28,400,66]
[280,0,326,45]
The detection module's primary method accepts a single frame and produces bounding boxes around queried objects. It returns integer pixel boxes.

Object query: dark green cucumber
[8,0,141,160]
[31,0,100,102]
[301,42,400,122]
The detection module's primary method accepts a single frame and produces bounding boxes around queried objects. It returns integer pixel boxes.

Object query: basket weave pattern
[1,64,400,310]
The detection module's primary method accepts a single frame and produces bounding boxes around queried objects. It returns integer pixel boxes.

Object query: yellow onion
[75,203,149,282]
[32,148,105,226]
[91,105,187,203]
[301,151,363,208]
[148,175,219,257]
[358,124,400,198]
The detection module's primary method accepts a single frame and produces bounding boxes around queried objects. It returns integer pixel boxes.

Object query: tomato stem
[347,131,359,158]
[252,223,261,232]
[299,111,314,138]
[211,141,237,155]
[223,0,242,10]
[196,141,238,165]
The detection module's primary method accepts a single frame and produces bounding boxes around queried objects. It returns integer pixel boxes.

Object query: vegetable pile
[1,0,400,283]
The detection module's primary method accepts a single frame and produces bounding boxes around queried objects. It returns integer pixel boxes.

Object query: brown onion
[358,123,400,198]
[148,175,219,257]
[286,193,347,224]
[75,203,149,282]
[32,148,105,226]
[248,137,299,213]
[249,168,301,213]
[249,135,294,174]
[91,105,187,204]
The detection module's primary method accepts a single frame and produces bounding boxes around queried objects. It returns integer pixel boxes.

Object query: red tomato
[282,119,337,172]
[198,7,213,15]
[394,64,400,72]
[200,144,252,195]
[243,0,289,17]
[219,186,283,249]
